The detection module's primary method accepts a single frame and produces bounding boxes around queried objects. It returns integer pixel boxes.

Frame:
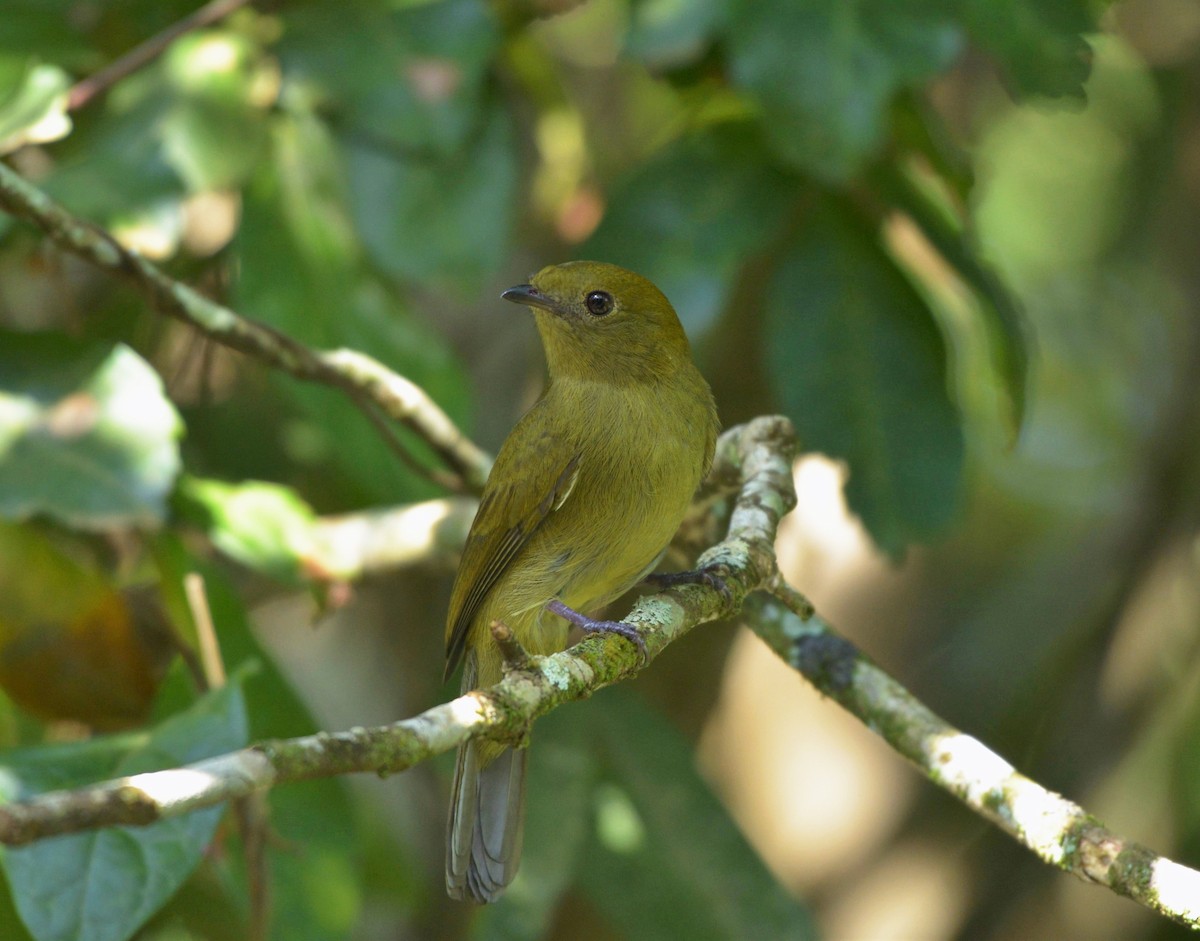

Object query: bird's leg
[545,599,647,662]
[644,562,733,603]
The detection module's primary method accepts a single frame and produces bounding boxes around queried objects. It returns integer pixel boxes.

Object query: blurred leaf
[235,106,472,504]
[151,537,365,941]
[876,161,1030,436]
[0,868,33,941]
[345,102,518,294]
[0,523,174,729]
[0,6,92,65]
[41,88,185,225]
[764,198,965,553]
[956,0,1094,101]
[585,126,799,337]
[583,689,815,941]
[0,58,71,155]
[179,477,318,582]
[475,708,597,940]
[0,334,183,529]
[625,0,728,69]
[0,677,249,941]
[279,0,500,156]
[727,1,961,180]
[159,30,271,191]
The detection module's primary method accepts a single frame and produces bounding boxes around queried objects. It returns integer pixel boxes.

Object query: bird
[444,260,720,902]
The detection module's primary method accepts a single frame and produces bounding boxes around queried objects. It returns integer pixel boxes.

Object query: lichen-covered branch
[0,409,1195,930]
[0,417,796,845]
[0,161,490,493]
[747,582,1200,930]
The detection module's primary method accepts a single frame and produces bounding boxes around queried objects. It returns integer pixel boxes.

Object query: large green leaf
[0,679,248,941]
[0,335,183,530]
[764,198,965,553]
[727,1,961,181]
[584,126,799,337]
[582,689,815,941]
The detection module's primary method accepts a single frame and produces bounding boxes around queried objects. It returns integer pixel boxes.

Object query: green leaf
[957,0,1094,101]
[178,477,318,581]
[763,197,965,553]
[0,679,249,941]
[874,161,1029,437]
[0,58,71,155]
[159,30,270,191]
[279,0,500,156]
[727,1,961,180]
[584,126,799,337]
[345,102,518,295]
[0,334,183,530]
[625,0,729,69]
[582,690,815,941]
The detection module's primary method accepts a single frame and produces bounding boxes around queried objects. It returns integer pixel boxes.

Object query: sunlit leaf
[0,335,183,530]
[179,477,318,581]
[0,59,70,155]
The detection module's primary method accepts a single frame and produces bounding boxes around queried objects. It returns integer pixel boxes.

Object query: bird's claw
[546,599,648,665]
[645,563,733,604]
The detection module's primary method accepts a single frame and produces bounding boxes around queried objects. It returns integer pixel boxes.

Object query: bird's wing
[444,420,581,679]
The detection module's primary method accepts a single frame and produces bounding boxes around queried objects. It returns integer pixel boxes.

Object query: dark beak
[501,283,557,312]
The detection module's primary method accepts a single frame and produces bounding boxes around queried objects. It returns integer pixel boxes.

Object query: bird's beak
[501,284,557,312]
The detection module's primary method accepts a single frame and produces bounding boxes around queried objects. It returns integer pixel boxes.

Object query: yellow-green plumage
[444,261,719,902]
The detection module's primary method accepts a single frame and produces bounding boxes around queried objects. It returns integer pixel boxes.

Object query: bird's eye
[585,291,614,316]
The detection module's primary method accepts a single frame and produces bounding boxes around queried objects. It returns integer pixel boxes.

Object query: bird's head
[502,261,694,383]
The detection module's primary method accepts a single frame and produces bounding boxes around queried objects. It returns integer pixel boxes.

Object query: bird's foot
[545,599,647,664]
[644,562,733,603]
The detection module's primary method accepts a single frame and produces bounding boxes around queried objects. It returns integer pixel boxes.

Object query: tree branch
[0,416,794,844]
[0,161,491,493]
[747,581,1200,930]
[0,409,1194,925]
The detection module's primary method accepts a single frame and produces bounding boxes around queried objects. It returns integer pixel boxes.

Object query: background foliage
[2,0,1200,938]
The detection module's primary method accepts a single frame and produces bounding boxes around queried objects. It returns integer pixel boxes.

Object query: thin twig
[182,571,270,941]
[184,572,226,688]
[490,621,531,672]
[0,162,492,493]
[67,0,255,111]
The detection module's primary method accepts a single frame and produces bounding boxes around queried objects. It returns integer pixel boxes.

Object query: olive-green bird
[444,261,720,902]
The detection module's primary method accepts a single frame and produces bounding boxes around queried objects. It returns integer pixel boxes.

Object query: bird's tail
[446,655,527,903]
